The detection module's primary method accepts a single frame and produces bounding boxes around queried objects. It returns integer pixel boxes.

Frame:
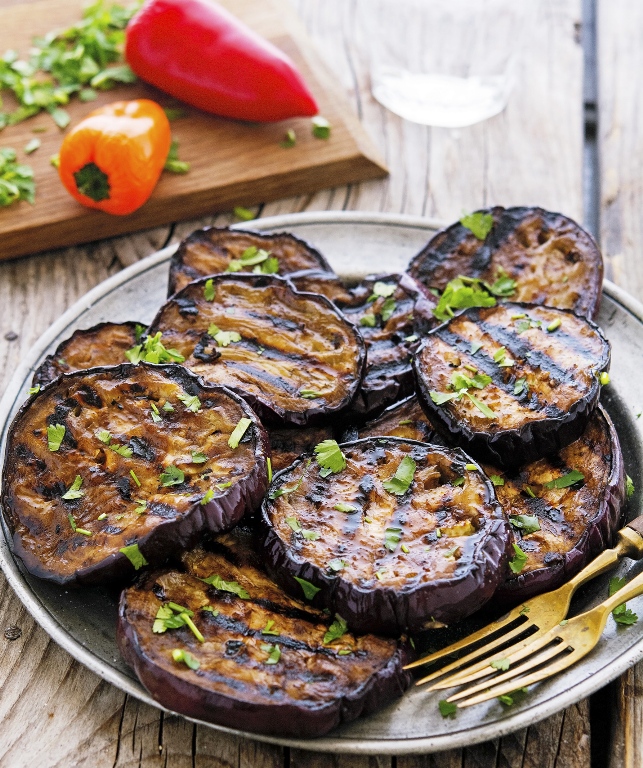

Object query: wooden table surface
[0,0,639,765]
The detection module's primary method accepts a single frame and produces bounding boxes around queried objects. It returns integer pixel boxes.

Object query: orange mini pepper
[58,99,172,216]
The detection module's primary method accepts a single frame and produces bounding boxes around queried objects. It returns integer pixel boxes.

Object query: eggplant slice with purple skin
[259,437,510,635]
[414,303,610,468]
[288,269,356,306]
[407,206,603,319]
[335,273,436,416]
[118,527,413,738]
[32,321,144,388]
[148,274,366,426]
[1,363,268,586]
[269,425,336,473]
[167,227,333,297]
[487,405,625,604]
[343,394,444,446]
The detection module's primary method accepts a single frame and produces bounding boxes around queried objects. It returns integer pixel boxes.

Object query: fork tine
[415,621,533,686]
[430,629,556,689]
[445,642,567,702]
[404,605,527,671]
[456,646,586,708]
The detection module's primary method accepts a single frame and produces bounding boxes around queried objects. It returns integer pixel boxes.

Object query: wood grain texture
[0,0,596,765]
[0,0,386,260]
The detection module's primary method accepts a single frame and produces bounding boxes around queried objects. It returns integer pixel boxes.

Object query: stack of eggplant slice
[1,207,627,737]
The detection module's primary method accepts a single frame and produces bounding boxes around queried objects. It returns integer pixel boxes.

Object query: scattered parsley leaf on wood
[460,211,494,240]
[202,573,250,599]
[228,417,251,449]
[508,543,528,574]
[0,148,35,206]
[47,423,65,451]
[382,456,416,495]
[544,470,584,489]
[314,440,346,476]
[323,615,348,644]
[164,139,190,173]
[24,138,40,154]
[120,543,148,570]
[281,128,296,148]
[311,115,331,139]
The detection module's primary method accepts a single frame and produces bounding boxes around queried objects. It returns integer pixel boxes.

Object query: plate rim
[1,210,642,755]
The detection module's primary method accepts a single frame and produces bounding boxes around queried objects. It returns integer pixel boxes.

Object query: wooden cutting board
[0,0,387,260]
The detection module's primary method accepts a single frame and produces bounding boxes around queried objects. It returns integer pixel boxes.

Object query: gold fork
[405,515,643,696]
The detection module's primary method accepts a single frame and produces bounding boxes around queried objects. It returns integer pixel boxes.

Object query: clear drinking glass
[359,0,524,128]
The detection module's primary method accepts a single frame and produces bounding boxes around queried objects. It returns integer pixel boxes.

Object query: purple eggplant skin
[413,303,611,469]
[148,273,367,428]
[259,438,512,635]
[493,405,626,605]
[1,363,269,587]
[167,227,333,297]
[406,206,603,320]
[32,321,143,388]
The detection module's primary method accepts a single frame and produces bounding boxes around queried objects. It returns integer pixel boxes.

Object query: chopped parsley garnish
[438,699,458,718]
[460,211,494,240]
[234,206,254,221]
[609,577,639,626]
[323,615,348,644]
[163,139,190,173]
[382,456,416,495]
[97,429,112,444]
[110,443,132,457]
[191,451,208,464]
[261,643,281,664]
[432,276,496,322]
[452,477,465,487]
[470,340,483,354]
[314,440,346,477]
[369,281,396,301]
[130,469,141,487]
[384,526,403,552]
[360,313,377,328]
[311,115,331,139]
[467,393,496,418]
[171,648,200,670]
[62,475,84,500]
[207,324,241,346]
[163,401,174,412]
[0,148,35,207]
[509,515,541,534]
[524,486,536,498]
[380,297,397,322]
[134,499,147,515]
[177,392,201,412]
[28,385,40,395]
[599,371,610,386]
[203,278,215,301]
[543,470,584,489]
[490,657,511,671]
[430,373,495,418]
[267,457,273,484]
[493,346,514,367]
[68,513,76,531]
[201,489,215,505]
[261,619,279,635]
[153,603,204,642]
[159,465,185,487]
[299,389,322,399]
[487,267,516,297]
[489,474,505,486]
[226,245,273,272]
[125,332,185,364]
[508,543,528,574]
[269,460,311,499]
[626,475,635,499]
[328,558,348,572]
[333,502,357,513]
[452,371,491,390]
[285,516,301,532]
[546,318,562,333]
[294,576,320,601]
[228,417,252,448]
[150,402,161,423]
[120,543,148,570]
[514,378,528,396]
[202,574,250,599]
[465,463,477,471]
[281,128,296,148]
[47,423,66,452]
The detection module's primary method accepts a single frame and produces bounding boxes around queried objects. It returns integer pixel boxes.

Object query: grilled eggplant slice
[117,528,413,737]
[489,405,625,603]
[338,273,435,416]
[168,227,333,297]
[345,395,443,446]
[1,364,268,585]
[269,425,335,473]
[414,303,610,467]
[32,322,143,388]
[288,269,356,306]
[148,274,366,426]
[407,206,603,319]
[260,437,510,634]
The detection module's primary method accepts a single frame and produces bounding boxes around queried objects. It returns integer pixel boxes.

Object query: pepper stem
[73,162,110,202]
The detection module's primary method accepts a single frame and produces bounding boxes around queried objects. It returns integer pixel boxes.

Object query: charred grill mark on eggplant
[167,227,333,297]
[489,405,625,603]
[117,529,412,737]
[32,322,143,388]
[407,206,603,319]
[2,364,269,585]
[148,274,366,426]
[260,438,510,634]
[345,395,444,446]
[414,303,610,467]
[268,425,335,472]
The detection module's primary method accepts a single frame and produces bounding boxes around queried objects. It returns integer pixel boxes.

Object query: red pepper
[125,0,319,123]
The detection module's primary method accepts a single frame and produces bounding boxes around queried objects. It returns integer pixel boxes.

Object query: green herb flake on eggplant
[1,364,268,586]
[414,303,610,467]
[117,528,413,737]
[260,437,510,634]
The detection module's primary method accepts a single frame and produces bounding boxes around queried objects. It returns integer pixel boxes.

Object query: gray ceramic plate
[1,212,642,755]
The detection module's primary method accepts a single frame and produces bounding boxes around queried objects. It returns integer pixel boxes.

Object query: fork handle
[627,514,643,540]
